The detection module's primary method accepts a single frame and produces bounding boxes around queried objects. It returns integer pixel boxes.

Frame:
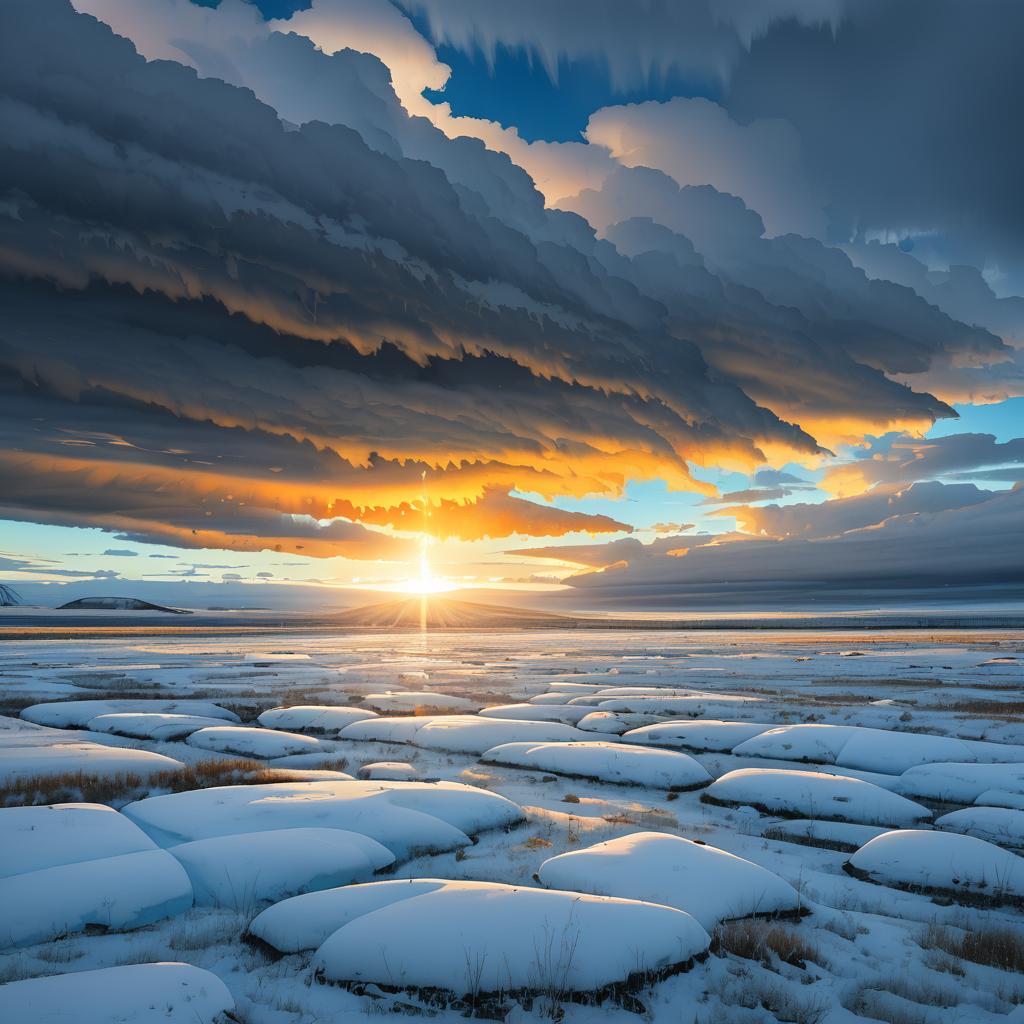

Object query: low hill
[57,597,191,614]
[332,595,584,629]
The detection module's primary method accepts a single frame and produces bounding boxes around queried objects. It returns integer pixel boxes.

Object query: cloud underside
[0,0,1019,565]
[521,484,1024,608]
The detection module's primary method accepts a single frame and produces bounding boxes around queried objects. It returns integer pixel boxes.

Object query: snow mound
[898,762,1024,802]
[361,691,472,712]
[481,741,711,790]
[0,716,184,782]
[170,827,393,907]
[340,715,431,744]
[0,849,193,948]
[307,879,710,995]
[357,761,420,781]
[124,780,523,860]
[576,712,661,735]
[0,803,157,879]
[936,807,1024,849]
[412,716,598,755]
[623,720,771,752]
[0,963,233,1023]
[977,790,1024,811]
[187,725,324,758]
[594,694,766,717]
[257,705,377,734]
[538,832,800,930]
[704,768,931,826]
[762,819,889,852]
[88,712,229,741]
[21,700,238,729]
[847,829,1024,903]
[733,724,1024,774]
[479,703,593,724]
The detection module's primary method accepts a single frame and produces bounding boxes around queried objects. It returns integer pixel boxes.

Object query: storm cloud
[0,0,1021,579]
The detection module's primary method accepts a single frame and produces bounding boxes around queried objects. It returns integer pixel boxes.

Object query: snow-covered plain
[1,625,1023,1022]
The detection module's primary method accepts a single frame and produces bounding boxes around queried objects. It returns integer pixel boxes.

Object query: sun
[395,540,456,595]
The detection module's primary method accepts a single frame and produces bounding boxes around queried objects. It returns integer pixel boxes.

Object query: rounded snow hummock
[538,831,801,930]
[256,878,710,1002]
[846,829,1024,906]
[481,740,711,790]
[0,963,233,1023]
[702,768,932,827]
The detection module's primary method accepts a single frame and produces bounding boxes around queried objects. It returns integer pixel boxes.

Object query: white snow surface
[0,849,193,947]
[478,702,593,724]
[848,829,1024,901]
[0,803,157,878]
[257,705,378,733]
[538,832,800,930]
[361,691,472,712]
[733,723,1024,774]
[87,712,230,741]
[411,716,599,754]
[0,963,234,1023]
[762,818,889,849]
[623,720,772,752]
[170,827,393,907]
[936,806,1024,848]
[186,725,325,758]
[123,780,523,859]
[704,768,932,826]
[20,700,239,728]
[594,694,766,717]
[356,761,421,780]
[308,879,710,993]
[481,741,711,789]
[576,711,662,734]
[897,762,1024,802]
[339,715,431,744]
[0,715,183,782]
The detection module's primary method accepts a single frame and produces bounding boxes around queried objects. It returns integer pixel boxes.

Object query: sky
[0,0,1022,611]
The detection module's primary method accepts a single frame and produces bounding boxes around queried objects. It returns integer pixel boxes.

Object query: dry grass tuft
[714,919,824,969]
[919,921,1024,973]
[0,757,328,807]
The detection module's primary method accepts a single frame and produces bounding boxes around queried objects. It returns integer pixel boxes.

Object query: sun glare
[396,539,455,595]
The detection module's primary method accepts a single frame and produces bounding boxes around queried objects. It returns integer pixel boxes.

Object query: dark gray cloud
[727,1,1024,286]
[823,434,1024,495]
[717,481,997,539]
[551,486,1024,608]
[1,0,1020,588]
[2,0,852,557]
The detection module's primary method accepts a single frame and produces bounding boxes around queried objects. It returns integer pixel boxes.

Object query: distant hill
[332,595,586,629]
[57,597,191,614]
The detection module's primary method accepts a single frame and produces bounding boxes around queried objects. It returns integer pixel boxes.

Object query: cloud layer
[0,0,1020,592]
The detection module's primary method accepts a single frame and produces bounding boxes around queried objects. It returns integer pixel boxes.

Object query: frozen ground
[1,626,1023,1023]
